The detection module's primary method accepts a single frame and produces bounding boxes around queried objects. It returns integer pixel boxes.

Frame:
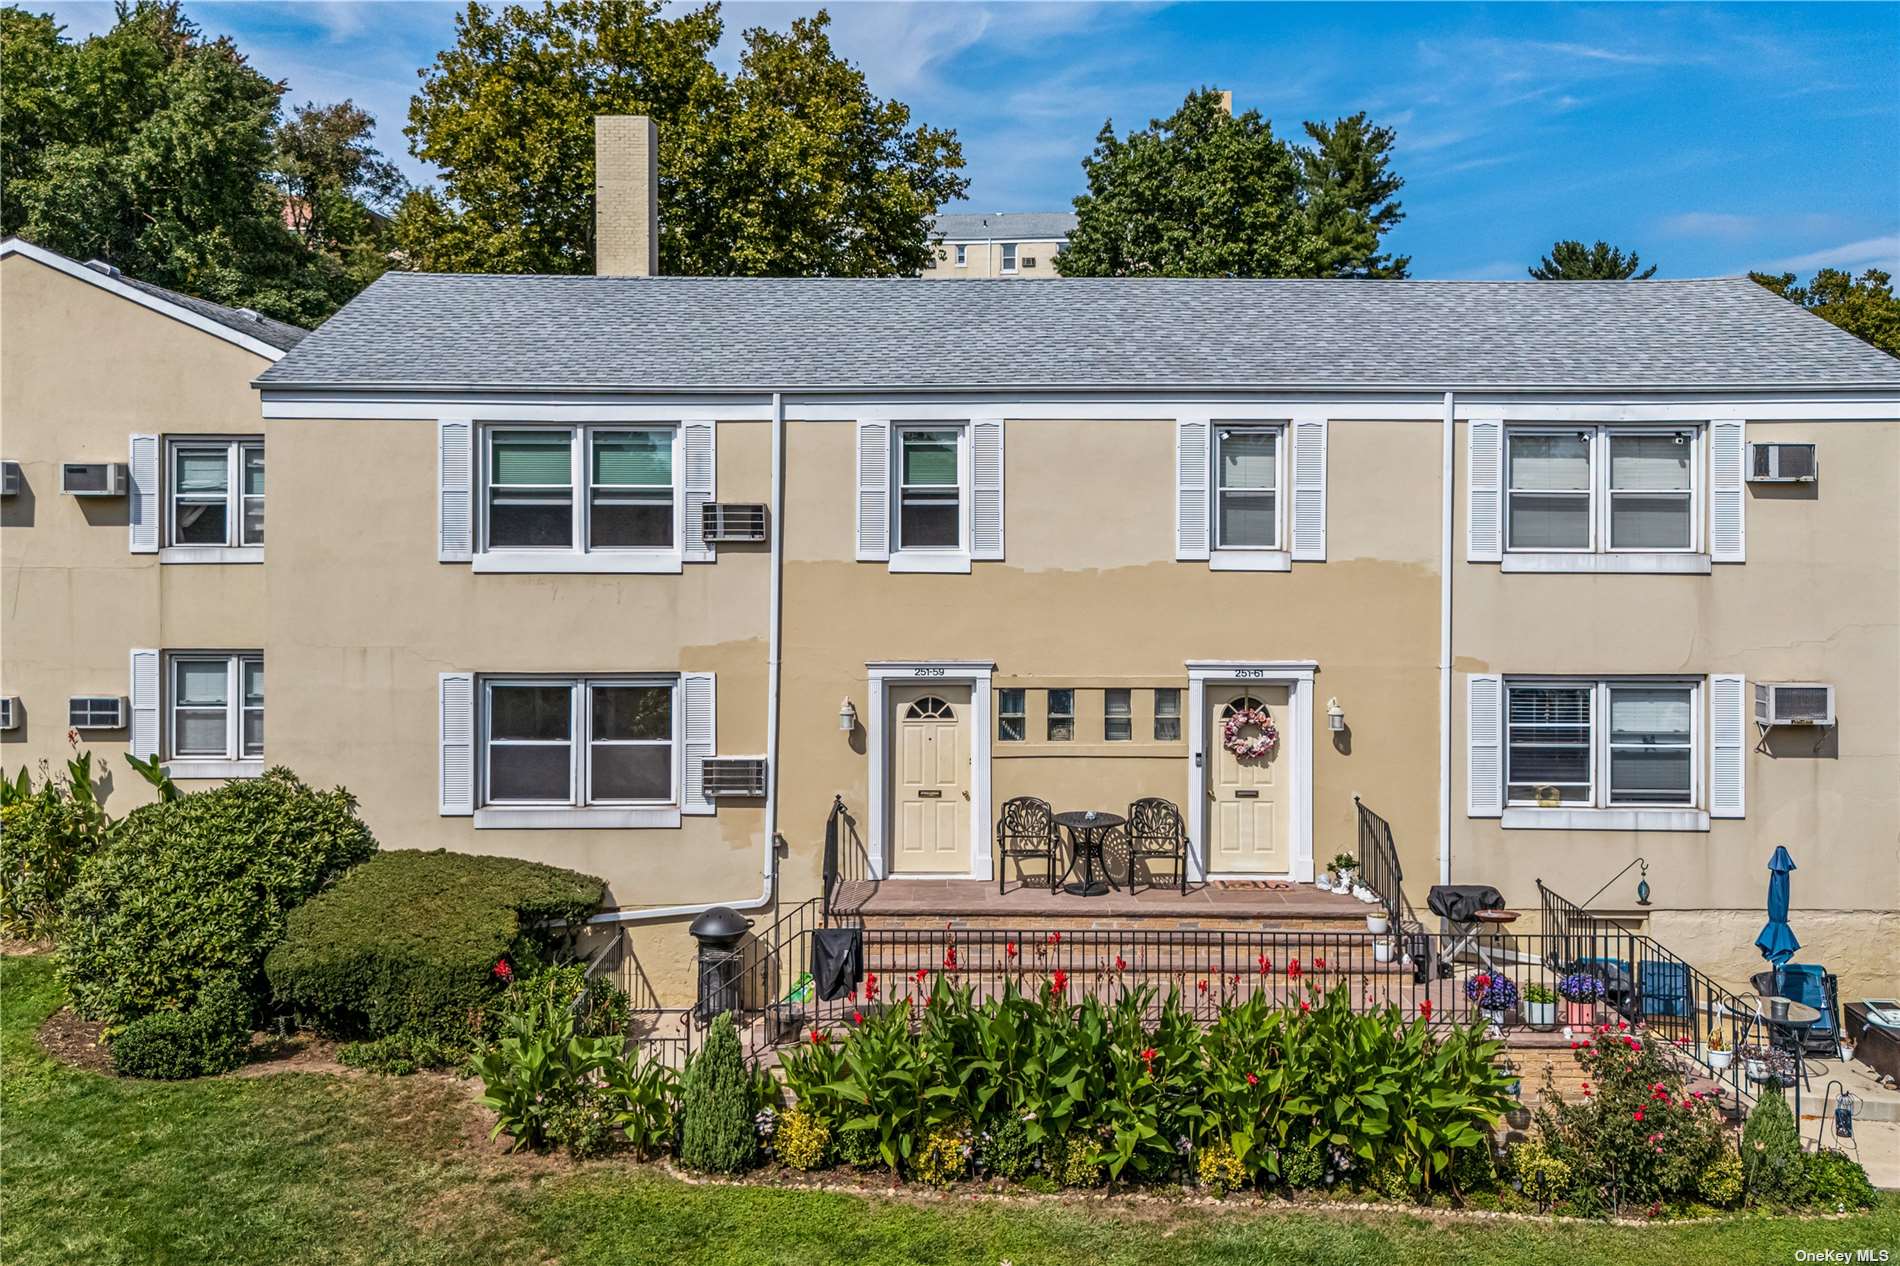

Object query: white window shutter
[438,419,473,563]
[681,422,716,563]
[129,434,159,553]
[1710,673,1746,818]
[1467,418,1503,562]
[1710,419,1745,563]
[1176,417,1210,560]
[129,648,160,759]
[971,418,1004,560]
[855,420,890,561]
[1289,418,1327,561]
[1467,674,1504,817]
[682,672,716,815]
[439,672,474,815]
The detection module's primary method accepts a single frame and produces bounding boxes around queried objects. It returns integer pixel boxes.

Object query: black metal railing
[1353,798,1432,971]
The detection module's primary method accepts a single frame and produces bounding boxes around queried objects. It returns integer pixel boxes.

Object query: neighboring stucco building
[922,212,1076,278]
[6,121,1898,1007]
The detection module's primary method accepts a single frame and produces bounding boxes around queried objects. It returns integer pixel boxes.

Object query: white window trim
[477,675,681,822]
[889,422,972,572]
[474,424,684,574]
[954,244,967,268]
[164,651,263,777]
[999,243,1018,274]
[1208,422,1289,570]
[1502,675,1706,828]
[1503,425,1703,566]
[160,437,263,562]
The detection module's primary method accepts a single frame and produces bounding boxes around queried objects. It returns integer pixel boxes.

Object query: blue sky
[43,1,1900,279]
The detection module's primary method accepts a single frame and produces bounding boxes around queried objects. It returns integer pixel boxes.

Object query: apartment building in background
[922,212,1077,278]
[4,119,1896,1007]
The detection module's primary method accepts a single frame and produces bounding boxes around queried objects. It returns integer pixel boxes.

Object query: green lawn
[4,953,1893,1266]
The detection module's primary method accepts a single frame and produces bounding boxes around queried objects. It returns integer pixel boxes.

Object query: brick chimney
[595,115,658,277]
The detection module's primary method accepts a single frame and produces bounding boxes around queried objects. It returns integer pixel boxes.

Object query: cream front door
[1207,685,1292,874]
[890,684,972,874]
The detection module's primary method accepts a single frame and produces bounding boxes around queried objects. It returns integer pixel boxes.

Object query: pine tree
[679,1013,757,1173]
[1529,240,1658,280]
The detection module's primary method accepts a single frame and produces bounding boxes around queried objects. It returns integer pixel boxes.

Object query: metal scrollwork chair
[996,796,1060,893]
[1124,797,1188,894]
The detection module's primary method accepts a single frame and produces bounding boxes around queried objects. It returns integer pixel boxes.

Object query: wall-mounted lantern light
[1636,858,1652,906]
[838,697,857,733]
[1326,697,1346,732]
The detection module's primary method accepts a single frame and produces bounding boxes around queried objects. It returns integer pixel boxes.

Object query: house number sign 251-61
[1234,668,1265,678]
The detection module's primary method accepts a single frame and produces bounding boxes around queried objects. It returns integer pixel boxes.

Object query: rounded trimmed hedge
[57,769,377,1028]
[264,849,606,1045]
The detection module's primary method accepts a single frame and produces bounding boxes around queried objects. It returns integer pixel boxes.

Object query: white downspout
[591,390,786,924]
[1438,390,1455,885]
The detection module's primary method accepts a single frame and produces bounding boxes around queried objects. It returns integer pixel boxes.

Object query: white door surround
[865,660,995,880]
[1186,660,1316,883]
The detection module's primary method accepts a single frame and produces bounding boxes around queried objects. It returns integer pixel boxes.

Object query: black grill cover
[811,927,864,1002]
[1427,884,1506,923]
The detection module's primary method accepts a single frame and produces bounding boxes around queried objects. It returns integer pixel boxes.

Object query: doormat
[1216,880,1295,891]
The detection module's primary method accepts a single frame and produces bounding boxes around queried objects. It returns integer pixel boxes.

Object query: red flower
[1581,1082,1591,1091]
[1140,1047,1157,1066]
[943,946,959,971]
[1287,959,1302,979]
[1570,1042,1580,1050]
[1048,931,1062,945]
[851,1010,864,1025]
[913,968,929,984]
[1246,1072,1259,1086]
[1114,955,1127,973]
[1051,969,1069,994]
[864,972,880,998]
[1632,1109,1644,1122]
[492,959,513,981]
[1005,942,1018,959]
[809,1028,827,1044]
[1582,1087,1592,1096]
[1420,999,1433,1020]
[1474,973,1492,990]
[1197,978,1209,993]
[1299,1000,1311,1014]
[1314,957,1327,971]
[1257,954,1272,975]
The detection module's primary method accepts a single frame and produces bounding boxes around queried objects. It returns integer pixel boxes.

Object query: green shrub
[976,1116,1036,1181]
[1697,1148,1744,1208]
[58,769,376,1029]
[1058,1133,1105,1187]
[603,1048,679,1159]
[545,1082,619,1159]
[337,1030,460,1075]
[1803,1147,1875,1210]
[470,987,619,1152]
[1740,1091,1806,1206]
[912,1125,971,1188]
[1510,1136,1573,1211]
[1196,1139,1246,1195]
[1279,1133,1325,1189]
[776,1106,830,1170]
[834,1122,882,1169]
[0,755,109,939]
[109,974,251,1079]
[679,1014,758,1173]
[265,850,605,1046]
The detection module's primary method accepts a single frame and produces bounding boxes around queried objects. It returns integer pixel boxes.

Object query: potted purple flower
[1559,972,1605,1027]
[1465,973,1520,1024]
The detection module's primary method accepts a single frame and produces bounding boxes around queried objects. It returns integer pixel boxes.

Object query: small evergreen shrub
[1058,1133,1105,1187]
[59,769,376,1028]
[1279,1133,1325,1188]
[976,1116,1035,1180]
[775,1107,830,1170]
[1196,1139,1246,1195]
[110,974,252,1079]
[911,1125,971,1188]
[265,850,605,1045]
[1802,1147,1876,1210]
[1510,1136,1573,1211]
[1697,1149,1744,1208]
[1740,1091,1806,1206]
[679,1014,758,1173]
[835,1122,882,1169]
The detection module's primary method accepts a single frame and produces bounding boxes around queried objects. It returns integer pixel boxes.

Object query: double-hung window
[483,425,677,558]
[1216,426,1282,550]
[1505,678,1697,810]
[168,652,262,767]
[483,677,676,807]
[954,244,968,268]
[894,426,963,552]
[1153,689,1182,741]
[168,439,263,549]
[998,688,1026,741]
[1505,426,1697,555]
[1104,689,1132,741]
[999,243,1018,273]
[1047,689,1075,742]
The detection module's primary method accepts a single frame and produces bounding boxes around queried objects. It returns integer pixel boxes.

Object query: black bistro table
[1055,810,1125,897]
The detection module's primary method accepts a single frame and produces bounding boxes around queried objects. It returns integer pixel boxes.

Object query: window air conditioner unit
[1021,256,1038,268]
[61,462,127,497]
[1747,442,1817,483]
[701,502,769,543]
[69,695,128,729]
[0,697,18,731]
[1754,682,1834,728]
[701,757,768,798]
[1,460,19,498]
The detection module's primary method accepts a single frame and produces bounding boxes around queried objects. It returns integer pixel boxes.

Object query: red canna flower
[943,946,959,971]
[1113,955,1127,973]
[1197,978,1209,993]
[1315,957,1327,971]
[865,972,880,998]
[1299,1000,1311,1014]
[852,1011,864,1025]
[1581,1082,1590,1091]
[1257,954,1272,975]
[1005,942,1018,959]
[1420,999,1433,1020]
[1048,931,1062,945]
[1287,959,1302,979]
[1140,1047,1157,1066]
[914,968,929,984]
[1051,969,1068,994]
[845,987,857,1003]
[1246,1072,1259,1086]
[492,959,513,981]
[1474,973,1492,990]
[809,1028,827,1044]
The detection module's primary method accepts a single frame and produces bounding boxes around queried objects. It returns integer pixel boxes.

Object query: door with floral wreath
[1207,685,1290,874]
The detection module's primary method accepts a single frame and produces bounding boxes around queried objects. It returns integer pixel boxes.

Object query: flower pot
[1336,869,1357,893]
[1372,940,1394,964]
[1564,1000,1598,1028]
[1366,913,1389,935]
[1525,1001,1556,1030]
[1708,1049,1734,1072]
[1769,996,1791,1021]
[1744,1057,1769,1083]
[1483,1007,1507,1030]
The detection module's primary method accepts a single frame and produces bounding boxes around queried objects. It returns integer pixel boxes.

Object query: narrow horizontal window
[1505,677,1700,811]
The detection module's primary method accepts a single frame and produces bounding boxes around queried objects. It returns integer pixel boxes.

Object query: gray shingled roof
[258,273,1900,394]
[118,272,309,351]
[932,211,1078,242]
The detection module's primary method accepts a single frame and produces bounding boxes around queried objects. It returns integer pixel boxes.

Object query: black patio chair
[996,796,1060,894]
[1124,797,1188,894]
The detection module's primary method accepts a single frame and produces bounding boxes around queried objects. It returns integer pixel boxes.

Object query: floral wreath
[1221,705,1279,760]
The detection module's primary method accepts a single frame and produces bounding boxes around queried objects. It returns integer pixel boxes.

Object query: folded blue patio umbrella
[1754,845,1800,967]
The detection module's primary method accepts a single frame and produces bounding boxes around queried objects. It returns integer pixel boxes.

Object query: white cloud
[1768,234,1900,274]
[1659,212,1763,240]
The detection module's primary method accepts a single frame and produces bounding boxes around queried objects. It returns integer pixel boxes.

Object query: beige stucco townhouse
[920,212,1076,279]
[5,126,1898,1006]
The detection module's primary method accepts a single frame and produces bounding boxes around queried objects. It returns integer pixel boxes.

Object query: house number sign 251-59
[913,667,947,677]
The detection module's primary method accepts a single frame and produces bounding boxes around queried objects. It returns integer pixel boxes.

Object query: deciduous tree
[1750,267,1900,357]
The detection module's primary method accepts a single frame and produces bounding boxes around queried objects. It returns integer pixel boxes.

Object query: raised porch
[832,876,1375,932]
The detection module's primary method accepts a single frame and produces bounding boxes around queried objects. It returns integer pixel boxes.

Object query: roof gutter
[254,378,1900,396]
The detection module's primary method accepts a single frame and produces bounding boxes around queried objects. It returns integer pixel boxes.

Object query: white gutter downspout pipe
[1438,390,1455,886]
[591,389,786,925]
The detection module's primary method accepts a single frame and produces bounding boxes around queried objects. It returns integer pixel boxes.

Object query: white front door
[890,684,972,874]
[1206,685,1292,874]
